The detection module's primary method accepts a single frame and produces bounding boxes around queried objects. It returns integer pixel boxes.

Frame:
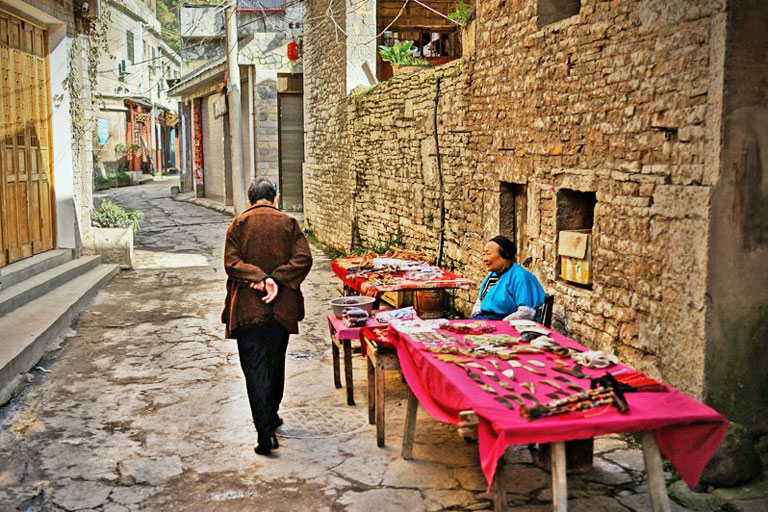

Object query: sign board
[96,118,109,144]
[238,0,286,11]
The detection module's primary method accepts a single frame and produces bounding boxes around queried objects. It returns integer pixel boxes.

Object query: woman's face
[483,241,509,273]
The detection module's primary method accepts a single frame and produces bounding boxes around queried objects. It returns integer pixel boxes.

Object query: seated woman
[471,235,546,321]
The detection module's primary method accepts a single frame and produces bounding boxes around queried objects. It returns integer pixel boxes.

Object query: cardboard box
[558,229,593,285]
[380,291,413,308]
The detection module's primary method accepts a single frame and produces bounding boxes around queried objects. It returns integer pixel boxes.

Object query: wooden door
[278,94,304,212]
[0,11,55,266]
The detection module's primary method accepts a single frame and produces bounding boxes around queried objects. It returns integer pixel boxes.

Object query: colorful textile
[331,257,476,296]
[390,320,728,491]
[478,263,545,316]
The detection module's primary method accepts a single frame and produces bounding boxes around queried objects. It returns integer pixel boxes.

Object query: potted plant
[379,41,430,76]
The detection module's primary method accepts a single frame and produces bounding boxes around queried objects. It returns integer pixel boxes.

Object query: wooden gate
[0,11,55,266]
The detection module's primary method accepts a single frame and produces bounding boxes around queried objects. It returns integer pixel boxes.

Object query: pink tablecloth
[327,312,387,341]
[391,321,728,490]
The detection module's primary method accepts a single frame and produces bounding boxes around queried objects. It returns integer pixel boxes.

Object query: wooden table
[391,320,727,512]
[327,312,386,406]
[401,389,672,512]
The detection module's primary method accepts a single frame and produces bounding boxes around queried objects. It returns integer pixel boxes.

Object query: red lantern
[287,41,300,63]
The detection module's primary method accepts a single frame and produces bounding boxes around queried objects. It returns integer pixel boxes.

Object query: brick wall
[304,0,729,397]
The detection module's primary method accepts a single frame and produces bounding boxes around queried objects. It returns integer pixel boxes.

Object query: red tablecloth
[331,257,476,296]
[391,320,728,490]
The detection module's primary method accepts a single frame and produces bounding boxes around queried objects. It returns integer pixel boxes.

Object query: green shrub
[91,200,143,233]
[447,1,470,27]
[94,175,110,186]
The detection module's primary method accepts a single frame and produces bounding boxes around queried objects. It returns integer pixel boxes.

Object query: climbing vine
[63,1,112,157]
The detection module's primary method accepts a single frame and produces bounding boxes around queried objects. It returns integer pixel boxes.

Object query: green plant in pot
[379,41,429,76]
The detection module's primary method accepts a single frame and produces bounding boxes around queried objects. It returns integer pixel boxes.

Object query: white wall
[345,0,376,94]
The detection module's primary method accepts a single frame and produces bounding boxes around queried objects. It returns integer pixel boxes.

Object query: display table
[390,320,728,512]
[331,257,475,297]
[327,312,386,405]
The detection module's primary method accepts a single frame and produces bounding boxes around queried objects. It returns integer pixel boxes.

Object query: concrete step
[0,255,102,318]
[1,249,73,290]
[0,263,119,400]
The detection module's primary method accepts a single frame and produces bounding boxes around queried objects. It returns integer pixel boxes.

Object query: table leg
[343,339,355,405]
[331,338,341,389]
[366,355,375,425]
[401,388,418,460]
[493,454,507,512]
[641,431,672,512]
[376,358,386,447]
[551,441,568,512]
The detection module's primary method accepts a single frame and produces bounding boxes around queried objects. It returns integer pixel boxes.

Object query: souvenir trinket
[479,384,497,394]
[521,382,536,394]
[502,369,515,380]
[527,360,546,368]
[521,365,546,376]
[522,392,540,404]
[494,396,515,410]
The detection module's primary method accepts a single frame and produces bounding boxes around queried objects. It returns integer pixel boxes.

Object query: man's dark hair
[490,235,516,261]
[248,178,277,204]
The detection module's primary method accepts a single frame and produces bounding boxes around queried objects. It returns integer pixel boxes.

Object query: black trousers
[236,319,290,443]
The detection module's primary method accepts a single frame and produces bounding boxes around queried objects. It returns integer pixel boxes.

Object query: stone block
[82,227,134,268]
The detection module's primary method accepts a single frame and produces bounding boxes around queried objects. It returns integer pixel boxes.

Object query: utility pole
[225,0,247,215]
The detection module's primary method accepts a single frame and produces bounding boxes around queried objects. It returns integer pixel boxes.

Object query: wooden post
[640,431,672,512]
[551,441,568,512]
[366,354,375,424]
[401,388,418,459]
[493,454,507,512]
[376,354,386,447]
[343,339,355,405]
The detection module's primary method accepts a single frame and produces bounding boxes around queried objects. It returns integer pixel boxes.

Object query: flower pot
[392,64,429,76]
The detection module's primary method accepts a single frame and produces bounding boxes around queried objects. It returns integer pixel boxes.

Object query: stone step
[0,255,102,318]
[1,249,74,290]
[0,263,119,401]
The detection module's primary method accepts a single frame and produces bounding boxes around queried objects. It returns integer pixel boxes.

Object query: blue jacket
[479,263,545,316]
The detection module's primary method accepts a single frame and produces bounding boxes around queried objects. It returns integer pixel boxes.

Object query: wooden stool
[362,328,401,447]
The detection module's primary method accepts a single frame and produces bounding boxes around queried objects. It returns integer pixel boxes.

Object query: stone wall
[303,0,353,249]
[304,0,732,399]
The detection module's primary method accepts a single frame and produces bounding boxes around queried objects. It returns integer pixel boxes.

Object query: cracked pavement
[0,179,698,511]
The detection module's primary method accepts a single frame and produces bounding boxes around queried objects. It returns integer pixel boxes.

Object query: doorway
[278,93,304,212]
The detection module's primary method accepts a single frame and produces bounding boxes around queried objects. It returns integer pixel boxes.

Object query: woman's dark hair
[248,177,277,204]
[490,235,516,261]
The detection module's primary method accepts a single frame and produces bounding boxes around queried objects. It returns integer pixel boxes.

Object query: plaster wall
[705,0,768,429]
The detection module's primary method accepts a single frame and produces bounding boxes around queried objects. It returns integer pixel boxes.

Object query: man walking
[221,178,313,455]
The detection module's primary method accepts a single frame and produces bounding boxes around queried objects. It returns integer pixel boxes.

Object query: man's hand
[248,278,278,303]
[262,278,278,303]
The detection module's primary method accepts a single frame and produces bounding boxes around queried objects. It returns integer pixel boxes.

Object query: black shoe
[274,415,284,428]
[254,443,271,456]
[270,434,279,450]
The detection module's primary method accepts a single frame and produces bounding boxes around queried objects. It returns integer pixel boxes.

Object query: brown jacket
[221,205,313,337]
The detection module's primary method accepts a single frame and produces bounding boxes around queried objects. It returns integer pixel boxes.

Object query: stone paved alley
[0,180,740,511]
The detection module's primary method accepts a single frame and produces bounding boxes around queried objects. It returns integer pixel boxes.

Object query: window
[126,30,134,63]
[556,189,596,288]
[499,183,528,266]
[538,0,581,29]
